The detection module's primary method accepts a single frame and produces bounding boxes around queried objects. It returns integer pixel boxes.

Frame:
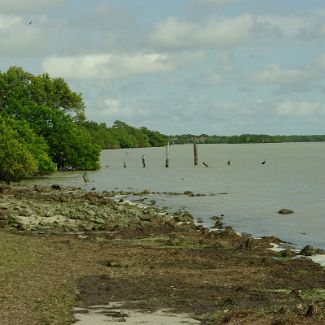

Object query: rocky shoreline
[1,184,325,324]
[0,184,194,233]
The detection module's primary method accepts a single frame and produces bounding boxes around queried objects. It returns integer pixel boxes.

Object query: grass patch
[112,236,209,249]
[264,288,293,294]
[300,289,325,301]
[38,286,76,325]
[195,310,225,324]
[0,232,39,273]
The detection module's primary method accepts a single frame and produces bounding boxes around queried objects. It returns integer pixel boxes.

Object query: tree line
[170,133,325,144]
[0,67,166,182]
[1,67,324,183]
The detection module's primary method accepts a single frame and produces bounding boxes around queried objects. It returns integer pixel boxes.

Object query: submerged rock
[278,208,294,215]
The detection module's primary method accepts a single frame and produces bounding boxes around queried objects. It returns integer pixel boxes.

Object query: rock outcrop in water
[278,208,294,214]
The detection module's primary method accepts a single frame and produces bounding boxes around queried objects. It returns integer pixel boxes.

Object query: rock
[213,220,224,228]
[140,215,151,222]
[184,191,194,197]
[51,184,61,190]
[276,249,296,258]
[223,226,236,236]
[299,245,325,256]
[278,208,294,215]
[244,238,253,249]
[305,305,318,317]
[211,215,223,221]
[105,260,121,267]
[0,220,7,228]
[0,208,10,219]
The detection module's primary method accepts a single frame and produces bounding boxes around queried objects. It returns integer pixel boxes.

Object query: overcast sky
[1,0,325,135]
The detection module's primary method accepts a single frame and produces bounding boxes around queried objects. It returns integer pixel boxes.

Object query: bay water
[26,143,325,250]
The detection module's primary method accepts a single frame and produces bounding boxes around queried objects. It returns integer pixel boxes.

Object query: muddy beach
[0,184,325,324]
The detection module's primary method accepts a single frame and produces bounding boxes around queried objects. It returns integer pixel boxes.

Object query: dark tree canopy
[0,67,99,181]
[0,66,167,182]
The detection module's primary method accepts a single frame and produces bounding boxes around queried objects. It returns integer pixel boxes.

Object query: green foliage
[0,121,38,183]
[300,289,325,301]
[0,66,100,177]
[0,66,85,120]
[80,121,120,149]
[4,115,56,174]
[0,66,166,181]
[59,127,101,170]
[171,133,325,144]
[140,127,167,147]
[82,120,167,149]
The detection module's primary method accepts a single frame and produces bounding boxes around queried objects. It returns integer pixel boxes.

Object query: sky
[1,0,325,135]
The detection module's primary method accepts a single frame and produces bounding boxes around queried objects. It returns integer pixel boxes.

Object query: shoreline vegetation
[1,184,325,324]
[1,66,325,184]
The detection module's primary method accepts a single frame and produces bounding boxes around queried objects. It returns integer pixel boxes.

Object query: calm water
[27,143,325,250]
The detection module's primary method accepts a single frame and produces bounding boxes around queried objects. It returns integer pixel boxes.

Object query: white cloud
[87,97,149,123]
[256,15,310,37]
[251,63,321,92]
[149,15,254,49]
[206,73,222,84]
[0,0,65,13]
[317,23,325,37]
[42,53,174,80]
[0,14,47,56]
[102,98,149,118]
[0,14,21,29]
[316,53,325,69]
[42,51,205,80]
[189,0,236,9]
[252,64,311,84]
[220,50,235,71]
[149,13,315,50]
[274,100,325,117]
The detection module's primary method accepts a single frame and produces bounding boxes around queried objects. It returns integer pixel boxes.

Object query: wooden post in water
[193,143,198,166]
[82,171,89,183]
[142,155,146,168]
[165,141,170,168]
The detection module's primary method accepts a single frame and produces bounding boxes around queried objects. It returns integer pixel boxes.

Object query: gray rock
[278,208,294,215]
[299,245,318,256]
